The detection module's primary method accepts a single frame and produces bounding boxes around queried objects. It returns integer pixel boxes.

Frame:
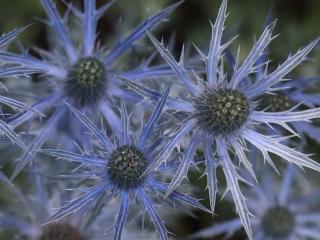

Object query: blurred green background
[1,0,320,60]
[0,0,320,239]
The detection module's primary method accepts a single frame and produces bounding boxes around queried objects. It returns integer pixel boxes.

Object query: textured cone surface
[195,88,250,136]
[261,206,295,239]
[65,57,106,106]
[107,145,147,189]
[260,92,292,112]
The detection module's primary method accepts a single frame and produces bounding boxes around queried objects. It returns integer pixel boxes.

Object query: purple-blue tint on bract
[120,0,320,239]
[2,1,320,239]
[42,87,209,240]
[190,165,320,240]
[0,0,183,181]
[0,158,152,240]
[229,17,320,145]
[0,28,46,185]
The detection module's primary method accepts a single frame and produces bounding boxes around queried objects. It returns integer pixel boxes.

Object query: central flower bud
[38,223,86,240]
[260,92,292,112]
[107,145,147,189]
[194,88,250,136]
[261,206,295,239]
[65,57,106,106]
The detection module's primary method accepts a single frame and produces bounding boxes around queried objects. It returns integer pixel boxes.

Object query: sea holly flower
[0,193,90,240]
[257,77,320,144]
[0,167,114,240]
[42,88,208,240]
[0,160,158,240]
[190,165,320,240]
[0,0,182,180]
[120,0,320,238]
[232,30,320,144]
[0,192,157,240]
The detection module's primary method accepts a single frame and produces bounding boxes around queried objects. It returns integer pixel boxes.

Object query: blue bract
[121,0,320,239]
[0,28,45,185]
[2,1,320,239]
[0,0,182,180]
[0,28,41,150]
[191,166,320,240]
[43,89,209,240]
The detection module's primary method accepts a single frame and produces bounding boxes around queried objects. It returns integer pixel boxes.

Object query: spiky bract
[0,28,42,150]
[2,1,320,240]
[190,166,320,240]
[0,27,46,184]
[121,1,320,239]
[42,89,208,240]
[0,0,182,180]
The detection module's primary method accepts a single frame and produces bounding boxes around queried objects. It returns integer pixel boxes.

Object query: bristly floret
[261,206,295,239]
[65,57,107,106]
[0,0,183,180]
[190,165,320,240]
[195,88,250,136]
[107,145,147,189]
[119,0,320,239]
[255,78,320,143]
[259,92,293,112]
[42,87,209,240]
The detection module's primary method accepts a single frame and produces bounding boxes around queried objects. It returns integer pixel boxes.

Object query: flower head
[0,0,182,180]
[121,0,320,238]
[107,144,148,189]
[257,78,320,144]
[190,165,320,240]
[42,88,208,240]
[194,88,251,136]
[65,56,107,107]
[234,23,320,145]
[0,168,107,240]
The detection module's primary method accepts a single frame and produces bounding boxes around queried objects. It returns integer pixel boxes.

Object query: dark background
[1,0,320,58]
